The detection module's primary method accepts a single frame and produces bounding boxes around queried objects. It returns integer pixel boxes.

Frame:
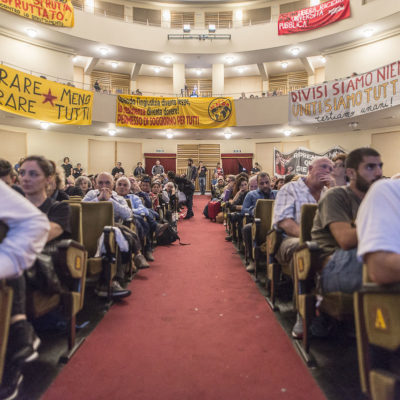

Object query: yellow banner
[0,64,93,125]
[116,95,236,129]
[0,0,74,27]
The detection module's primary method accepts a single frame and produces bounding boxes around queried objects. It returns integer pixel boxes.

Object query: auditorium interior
[1,0,400,399]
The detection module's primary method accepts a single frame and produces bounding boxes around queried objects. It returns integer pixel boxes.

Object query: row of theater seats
[223,198,400,400]
[0,194,178,386]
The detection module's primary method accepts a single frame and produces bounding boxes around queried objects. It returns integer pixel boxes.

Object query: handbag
[25,243,62,295]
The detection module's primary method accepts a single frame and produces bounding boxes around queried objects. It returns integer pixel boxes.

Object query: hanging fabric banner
[278,0,350,35]
[274,146,345,177]
[289,61,400,124]
[0,64,93,125]
[116,95,236,129]
[0,0,74,27]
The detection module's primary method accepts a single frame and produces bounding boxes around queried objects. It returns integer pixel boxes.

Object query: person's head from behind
[0,159,13,185]
[63,157,70,164]
[257,172,271,194]
[307,157,334,188]
[140,176,151,193]
[96,172,113,191]
[345,148,382,193]
[75,176,91,193]
[115,176,131,197]
[19,156,55,197]
[167,171,176,181]
[275,178,285,190]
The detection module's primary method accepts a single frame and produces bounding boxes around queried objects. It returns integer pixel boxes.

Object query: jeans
[321,248,362,293]
[199,177,206,195]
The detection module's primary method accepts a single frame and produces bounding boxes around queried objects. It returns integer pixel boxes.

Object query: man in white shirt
[357,179,400,284]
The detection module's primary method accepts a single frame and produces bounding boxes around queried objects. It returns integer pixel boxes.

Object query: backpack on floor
[156,224,189,246]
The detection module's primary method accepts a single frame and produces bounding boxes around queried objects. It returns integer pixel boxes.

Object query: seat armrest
[360,283,400,294]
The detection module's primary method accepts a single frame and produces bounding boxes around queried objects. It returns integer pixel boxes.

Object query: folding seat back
[68,196,82,202]
[68,203,83,244]
[0,281,13,384]
[355,281,400,400]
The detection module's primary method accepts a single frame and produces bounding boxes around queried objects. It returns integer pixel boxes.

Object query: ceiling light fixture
[321,56,327,64]
[236,66,246,73]
[208,24,216,33]
[196,69,202,76]
[162,56,173,63]
[166,130,174,139]
[108,128,116,136]
[26,28,37,38]
[111,61,118,69]
[235,9,243,21]
[225,56,235,64]
[348,122,359,130]
[290,47,300,56]
[153,66,161,73]
[224,130,232,139]
[281,62,288,69]
[162,10,171,22]
[72,56,79,63]
[183,24,191,33]
[99,47,109,56]
[363,28,374,38]
[283,129,292,136]
[310,0,320,6]
[40,121,50,129]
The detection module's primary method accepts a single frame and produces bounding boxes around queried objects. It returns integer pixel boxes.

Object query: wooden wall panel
[0,130,26,165]
[88,140,115,175]
[116,142,142,176]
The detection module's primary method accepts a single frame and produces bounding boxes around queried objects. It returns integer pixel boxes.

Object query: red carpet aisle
[44,196,326,400]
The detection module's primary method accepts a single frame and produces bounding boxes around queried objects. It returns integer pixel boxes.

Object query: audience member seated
[331,153,348,187]
[213,177,226,200]
[357,178,400,284]
[274,178,285,190]
[72,163,83,179]
[0,180,50,399]
[14,158,25,173]
[133,162,145,177]
[222,175,236,202]
[241,172,275,272]
[0,158,24,196]
[151,160,164,176]
[248,175,258,191]
[251,162,261,174]
[214,162,224,177]
[47,162,69,202]
[271,157,332,338]
[74,176,91,197]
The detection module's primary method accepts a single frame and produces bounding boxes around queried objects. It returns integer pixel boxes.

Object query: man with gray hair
[272,157,333,338]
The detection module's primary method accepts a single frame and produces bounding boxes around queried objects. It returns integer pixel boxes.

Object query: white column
[212,64,224,96]
[173,63,185,96]
[262,80,269,94]
[84,74,91,91]
[130,80,137,94]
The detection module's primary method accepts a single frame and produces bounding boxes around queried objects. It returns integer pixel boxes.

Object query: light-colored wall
[325,33,400,81]
[3,123,399,177]
[136,76,174,96]
[0,35,73,82]
[224,76,262,97]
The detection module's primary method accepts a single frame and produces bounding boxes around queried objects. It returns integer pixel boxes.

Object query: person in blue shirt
[241,172,275,272]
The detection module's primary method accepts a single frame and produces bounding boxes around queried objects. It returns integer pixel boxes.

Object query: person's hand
[98,188,112,201]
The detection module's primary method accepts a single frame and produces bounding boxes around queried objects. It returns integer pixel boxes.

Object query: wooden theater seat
[251,199,274,278]
[293,204,354,362]
[355,277,400,400]
[0,281,13,384]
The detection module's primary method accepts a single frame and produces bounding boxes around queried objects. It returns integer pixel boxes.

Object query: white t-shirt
[357,179,400,260]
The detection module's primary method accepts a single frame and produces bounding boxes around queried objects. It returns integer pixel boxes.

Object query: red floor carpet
[44,196,326,400]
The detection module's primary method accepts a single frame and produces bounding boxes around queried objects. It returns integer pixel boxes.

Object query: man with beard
[312,148,382,294]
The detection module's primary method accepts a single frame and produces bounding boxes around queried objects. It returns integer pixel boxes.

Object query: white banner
[289,61,400,124]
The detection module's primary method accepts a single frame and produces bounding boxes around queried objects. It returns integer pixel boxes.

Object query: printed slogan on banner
[0,0,74,26]
[289,61,400,124]
[116,95,236,130]
[0,64,93,125]
[274,146,345,177]
[278,0,350,35]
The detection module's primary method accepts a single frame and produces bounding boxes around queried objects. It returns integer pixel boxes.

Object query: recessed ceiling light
[111,62,118,69]
[224,130,232,139]
[26,28,37,38]
[310,0,320,6]
[236,66,246,73]
[99,47,109,56]
[281,62,288,69]
[363,28,374,38]
[283,129,292,136]
[153,66,161,73]
[108,128,116,136]
[321,56,327,64]
[348,122,359,129]
[225,56,235,64]
[72,56,79,63]
[163,56,173,63]
[196,69,202,76]
[40,121,49,129]
[166,130,174,139]
[290,47,300,56]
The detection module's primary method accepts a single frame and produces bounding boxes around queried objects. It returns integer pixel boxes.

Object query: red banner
[278,0,350,35]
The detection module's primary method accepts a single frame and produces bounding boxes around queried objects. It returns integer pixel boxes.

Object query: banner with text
[0,0,74,26]
[289,61,400,124]
[278,0,350,35]
[0,64,93,125]
[274,146,345,177]
[116,95,236,130]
